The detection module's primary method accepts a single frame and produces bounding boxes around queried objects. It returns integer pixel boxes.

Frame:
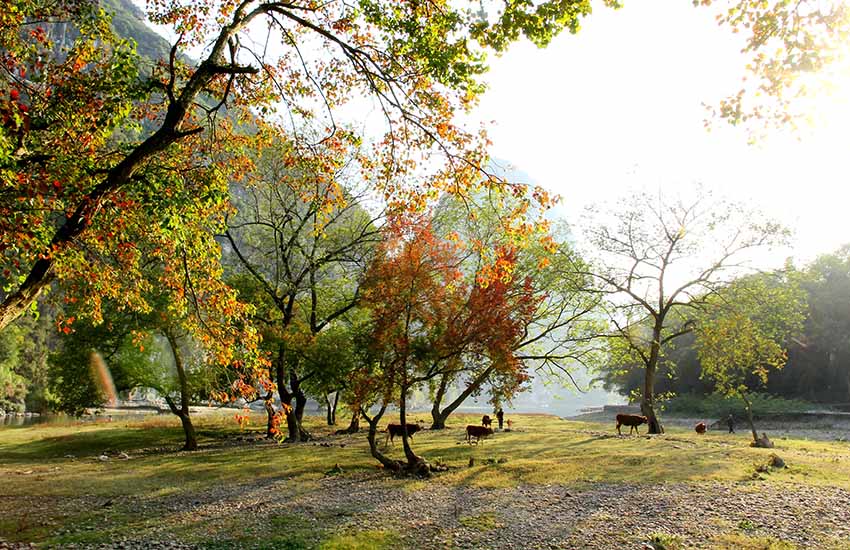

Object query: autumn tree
[695,269,806,445]
[427,196,601,429]
[580,188,788,434]
[359,216,531,475]
[0,0,617,332]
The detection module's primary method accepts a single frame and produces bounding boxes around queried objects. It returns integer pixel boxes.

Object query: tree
[3,0,845,331]
[359,216,529,474]
[297,323,364,427]
[122,327,216,452]
[427,195,601,429]
[224,144,381,441]
[700,0,850,133]
[696,269,807,445]
[48,311,151,416]
[594,330,713,403]
[791,247,850,402]
[0,0,599,332]
[0,308,56,413]
[581,188,788,433]
[594,246,850,407]
[44,161,263,448]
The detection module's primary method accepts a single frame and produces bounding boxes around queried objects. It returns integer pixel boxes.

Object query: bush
[664,393,813,417]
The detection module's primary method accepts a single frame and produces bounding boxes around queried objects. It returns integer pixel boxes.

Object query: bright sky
[140,0,849,266]
[468,0,850,267]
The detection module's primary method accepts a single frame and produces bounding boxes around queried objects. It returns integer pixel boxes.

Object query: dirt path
[296,476,850,549]
[28,473,849,549]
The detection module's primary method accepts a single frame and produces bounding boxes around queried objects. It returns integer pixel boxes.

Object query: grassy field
[1,412,849,549]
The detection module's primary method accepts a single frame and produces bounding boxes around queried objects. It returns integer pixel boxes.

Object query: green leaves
[472,0,603,51]
[695,270,807,398]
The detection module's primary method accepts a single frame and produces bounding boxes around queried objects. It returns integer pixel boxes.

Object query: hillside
[102,0,171,62]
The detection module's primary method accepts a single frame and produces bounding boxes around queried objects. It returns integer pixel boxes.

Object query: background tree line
[596,246,850,407]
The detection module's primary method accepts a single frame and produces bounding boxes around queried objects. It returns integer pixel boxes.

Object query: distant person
[496,408,504,430]
[726,414,735,434]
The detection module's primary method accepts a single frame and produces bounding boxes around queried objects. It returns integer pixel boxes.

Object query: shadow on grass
[0,421,267,463]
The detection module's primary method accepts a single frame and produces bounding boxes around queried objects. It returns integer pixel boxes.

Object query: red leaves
[362,216,533,392]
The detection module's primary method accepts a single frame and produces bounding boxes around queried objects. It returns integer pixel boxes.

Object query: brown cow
[481,415,492,427]
[615,413,648,435]
[384,422,422,445]
[466,425,494,444]
[695,422,707,434]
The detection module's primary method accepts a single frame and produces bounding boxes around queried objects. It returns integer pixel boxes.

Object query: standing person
[726,414,735,434]
[496,408,504,430]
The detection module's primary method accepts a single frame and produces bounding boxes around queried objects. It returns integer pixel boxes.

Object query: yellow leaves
[234,412,250,429]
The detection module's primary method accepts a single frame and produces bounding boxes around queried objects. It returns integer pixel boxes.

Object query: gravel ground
[287,476,850,549]
[14,472,848,549]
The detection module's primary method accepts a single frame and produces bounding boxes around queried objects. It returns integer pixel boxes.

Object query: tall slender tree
[696,269,807,445]
[224,146,380,441]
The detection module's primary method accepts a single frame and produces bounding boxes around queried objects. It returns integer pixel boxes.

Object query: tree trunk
[642,325,664,434]
[165,330,197,451]
[430,365,495,430]
[263,391,276,439]
[742,393,759,444]
[363,404,401,472]
[0,266,54,331]
[178,412,198,451]
[430,374,450,429]
[325,392,339,425]
[273,346,310,442]
[290,369,312,441]
[336,407,360,434]
[399,385,429,476]
[164,395,198,451]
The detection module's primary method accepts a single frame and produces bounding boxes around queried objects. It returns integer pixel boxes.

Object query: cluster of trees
[598,246,850,407]
[2,0,847,464]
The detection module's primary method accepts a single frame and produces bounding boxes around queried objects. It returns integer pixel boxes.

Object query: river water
[0,412,161,429]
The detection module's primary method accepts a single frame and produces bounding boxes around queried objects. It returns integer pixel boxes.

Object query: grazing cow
[615,413,648,435]
[482,415,492,427]
[466,425,494,444]
[384,422,422,445]
[695,422,707,434]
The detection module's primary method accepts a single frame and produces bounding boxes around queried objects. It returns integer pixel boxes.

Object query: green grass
[457,512,501,531]
[648,533,687,550]
[320,531,398,550]
[1,412,849,547]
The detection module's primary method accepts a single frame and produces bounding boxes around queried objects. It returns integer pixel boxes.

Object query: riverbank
[568,407,850,442]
